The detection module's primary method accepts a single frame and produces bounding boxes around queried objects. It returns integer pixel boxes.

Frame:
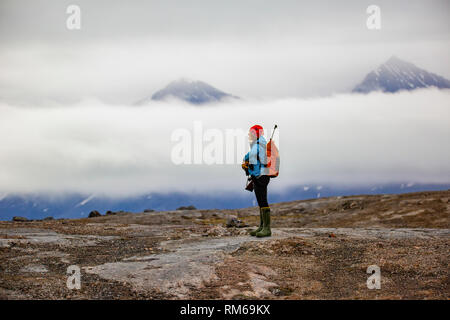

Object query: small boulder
[226,216,248,228]
[12,216,28,222]
[176,205,196,210]
[88,210,101,218]
[144,209,155,213]
[43,216,54,221]
[105,211,117,215]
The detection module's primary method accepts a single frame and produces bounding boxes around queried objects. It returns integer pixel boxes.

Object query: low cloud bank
[0,88,449,197]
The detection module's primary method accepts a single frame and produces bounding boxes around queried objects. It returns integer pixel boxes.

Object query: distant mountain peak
[353,56,450,93]
[386,55,402,64]
[136,79,239,105]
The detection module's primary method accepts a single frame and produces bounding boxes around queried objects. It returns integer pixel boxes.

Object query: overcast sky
[0,0,449,104]
[0,1,449,197]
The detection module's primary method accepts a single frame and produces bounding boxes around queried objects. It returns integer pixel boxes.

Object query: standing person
[242,125,272,237]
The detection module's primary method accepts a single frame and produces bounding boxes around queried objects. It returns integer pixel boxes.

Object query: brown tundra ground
[0,190,449,300]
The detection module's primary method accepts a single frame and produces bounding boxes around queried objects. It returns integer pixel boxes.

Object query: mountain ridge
[1,183,449,220]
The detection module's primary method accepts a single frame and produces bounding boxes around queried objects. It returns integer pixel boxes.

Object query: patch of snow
[76,194,95,207]
[20,264,48,273]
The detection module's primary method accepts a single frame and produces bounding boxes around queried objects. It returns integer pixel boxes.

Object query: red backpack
[266,126,280,177]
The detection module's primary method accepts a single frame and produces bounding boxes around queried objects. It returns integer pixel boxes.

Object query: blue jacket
[243,136,268,177]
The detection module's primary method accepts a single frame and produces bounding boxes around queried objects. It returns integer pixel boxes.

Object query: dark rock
[144,209,155,213]
[105,211,117,215]
[43,216,54,221]
[12,216,28,222]
[176,205,196,211]
[88,210,101,218]
[226,216,248,228]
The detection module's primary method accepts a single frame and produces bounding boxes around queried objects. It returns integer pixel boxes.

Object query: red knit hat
[249,125,264,138]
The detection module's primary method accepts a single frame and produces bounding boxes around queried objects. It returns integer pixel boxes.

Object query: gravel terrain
[0,190,448,299]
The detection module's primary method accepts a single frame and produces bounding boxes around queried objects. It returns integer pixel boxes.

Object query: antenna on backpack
[270,124,278,141]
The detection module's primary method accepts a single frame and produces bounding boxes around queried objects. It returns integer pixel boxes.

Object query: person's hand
[242,161,249,175]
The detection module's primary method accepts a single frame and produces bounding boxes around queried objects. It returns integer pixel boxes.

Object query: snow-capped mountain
[136,79,239,105]
[353,56,450,93]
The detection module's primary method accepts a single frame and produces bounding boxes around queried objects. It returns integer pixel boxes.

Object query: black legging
[251,175,270,208]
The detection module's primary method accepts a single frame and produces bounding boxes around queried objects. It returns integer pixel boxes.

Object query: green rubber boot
[256,207,271,237]
[249,208,263,236]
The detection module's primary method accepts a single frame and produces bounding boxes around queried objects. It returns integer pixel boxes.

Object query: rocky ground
[0,190,448,300]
